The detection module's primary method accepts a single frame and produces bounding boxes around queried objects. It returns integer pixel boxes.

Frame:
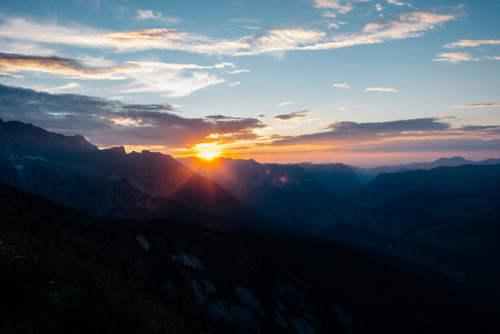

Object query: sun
[194,143,222,160]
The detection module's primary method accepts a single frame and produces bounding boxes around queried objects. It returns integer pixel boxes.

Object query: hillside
[2,181,500,333]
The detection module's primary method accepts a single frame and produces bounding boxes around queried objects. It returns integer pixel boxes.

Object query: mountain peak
[434,156,470,164]
[0,119,98,157]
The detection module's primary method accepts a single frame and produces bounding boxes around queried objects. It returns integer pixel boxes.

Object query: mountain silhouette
[0,118,274,231]
[357,164,500,203]
[365,156,500,176]
[179,157,355,229]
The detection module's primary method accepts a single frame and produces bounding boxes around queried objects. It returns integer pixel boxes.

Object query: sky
[0,0,499,166]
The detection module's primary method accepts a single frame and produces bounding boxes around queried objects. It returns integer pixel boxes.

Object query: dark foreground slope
[1,182,500,333]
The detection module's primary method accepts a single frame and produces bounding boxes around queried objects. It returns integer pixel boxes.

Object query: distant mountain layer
[0,118,273,231]
[358,164,500,203]
[180,157,348,209]
[178,157,363,229]
[368,156,500,175]
[2,180,499,334]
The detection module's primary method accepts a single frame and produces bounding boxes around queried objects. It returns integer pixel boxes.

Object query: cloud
[365,87,398,92]
[312,0,356,15]
[387,0,411,7]
[43,83,81,93]
[0,53,228,97]
[302,12,456,51]
[278,102,297,106]
[0,84,265,148]
[437,40,500,63]
[433,52,474,63]
[312,0,372,16]
[136,9,181,24]
[376,3,383,11]
[232,28,326,56]
[269,118,450,146]
[275,110,310,121]
[333,83,350,89]
[0,53,125,80]
[121,61,225,97]
[452,103,500,108]
[266,117,500,154]
[225,69,250,74]
[0,12,456,56]
[0,72,24,78]
[214,62,236,69]
[443,39,500,49]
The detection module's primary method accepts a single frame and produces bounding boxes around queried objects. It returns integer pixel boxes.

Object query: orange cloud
[0,53,124,79]
[452,103,500,108]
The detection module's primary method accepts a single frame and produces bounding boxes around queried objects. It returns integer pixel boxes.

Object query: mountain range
[1,117,500,333]
[0,118,273,232]
[365,156,500,176]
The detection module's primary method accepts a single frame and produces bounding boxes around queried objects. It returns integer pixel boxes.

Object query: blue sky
[0,0,499,166]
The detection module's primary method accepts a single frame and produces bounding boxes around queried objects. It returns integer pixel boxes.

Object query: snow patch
[275,310,289,329]
[189,278,216,305]
[171,251,205,270]
[290,317,317,334]
[136,235,150,251]
[235,285,264,315]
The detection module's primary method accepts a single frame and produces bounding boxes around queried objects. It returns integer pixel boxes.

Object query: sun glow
[193,142,222,160]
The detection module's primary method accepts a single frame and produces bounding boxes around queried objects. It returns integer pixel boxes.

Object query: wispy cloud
[0,53,229,97]
[333,83,350,88]
[0,72,24,78]
[312,0,374,16]
[225,69,250,74]
[443,39,500,49]
[43,82,81,93]
[303,12,456,51]
[452,103,500,108]
[387,0,411,7]
[365,87,398,92]
[136,9,181,24]
[119,61,226,98]
[278,102,297,106]
[0,12,457,56]
[0,53,125,80]
[312,0,356,15]
[275,110,310,121]
[433,52,474,63]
